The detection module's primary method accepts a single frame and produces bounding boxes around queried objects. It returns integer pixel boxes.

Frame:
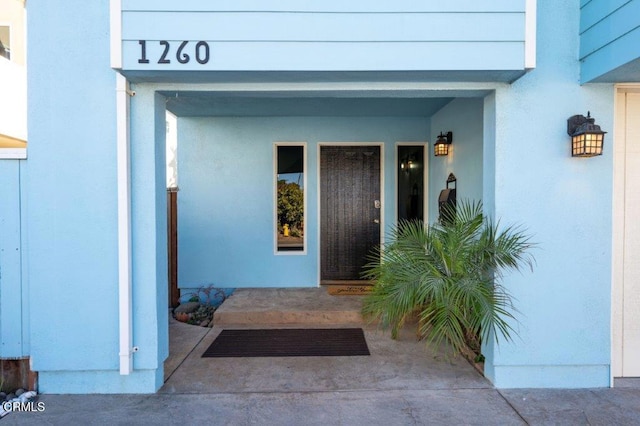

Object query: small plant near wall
[173,285,233,327]
[362,200,535,358]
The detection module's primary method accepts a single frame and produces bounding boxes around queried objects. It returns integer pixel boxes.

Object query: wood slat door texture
[320,146,381,282]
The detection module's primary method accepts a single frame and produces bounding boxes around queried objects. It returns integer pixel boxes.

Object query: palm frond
[362,199,536,356]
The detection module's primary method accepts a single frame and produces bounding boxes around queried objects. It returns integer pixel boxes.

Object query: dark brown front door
[320,145,381,282]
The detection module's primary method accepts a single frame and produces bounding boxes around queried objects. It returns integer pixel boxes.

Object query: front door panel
[320,146,381,282]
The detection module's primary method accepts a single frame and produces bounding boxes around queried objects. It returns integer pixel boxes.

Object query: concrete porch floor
[148,288,636,425]
[162,288,489,394]
[7,288,640,425]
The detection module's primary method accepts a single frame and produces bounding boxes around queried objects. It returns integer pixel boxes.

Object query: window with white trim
[275,144,306,253]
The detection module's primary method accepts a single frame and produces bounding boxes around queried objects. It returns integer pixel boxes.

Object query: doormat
[326,285,372,296]
[201,328,370,357]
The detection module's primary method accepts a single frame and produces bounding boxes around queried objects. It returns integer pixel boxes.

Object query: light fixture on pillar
[434,131,453,156]
[567,112,606,157]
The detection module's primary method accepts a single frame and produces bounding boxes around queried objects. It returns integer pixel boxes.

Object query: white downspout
[116,73,133,375]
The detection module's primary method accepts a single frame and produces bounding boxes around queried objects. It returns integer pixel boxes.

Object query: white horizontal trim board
[122,12,525,42]
[122,41,525,71]
[0,148,27,159]
[122,0,526,13]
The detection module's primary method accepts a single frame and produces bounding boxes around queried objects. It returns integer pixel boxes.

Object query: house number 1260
[138,40,210,65]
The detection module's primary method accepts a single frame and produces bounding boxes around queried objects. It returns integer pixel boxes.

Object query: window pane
[0,26,10,60]
[276,145,304,252]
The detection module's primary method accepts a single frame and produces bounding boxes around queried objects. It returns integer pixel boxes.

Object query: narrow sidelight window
[275,144,305,252]
[397,145,425,222]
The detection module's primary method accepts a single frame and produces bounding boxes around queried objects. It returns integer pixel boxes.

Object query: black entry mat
[202,328,370,357]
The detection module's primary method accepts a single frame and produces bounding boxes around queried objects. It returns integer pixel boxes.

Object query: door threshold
[321,280,373,286]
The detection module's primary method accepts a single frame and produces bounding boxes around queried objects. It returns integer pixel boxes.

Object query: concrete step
[213,288,365,326]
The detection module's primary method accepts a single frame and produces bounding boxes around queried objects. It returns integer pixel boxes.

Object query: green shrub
[362,200,535,356]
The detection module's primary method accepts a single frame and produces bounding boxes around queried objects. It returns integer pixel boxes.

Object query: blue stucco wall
[428,98,484,223]
[27,0,165,393]
[483,0,615,388]
[0,160,28,358]
[177,116,429,288]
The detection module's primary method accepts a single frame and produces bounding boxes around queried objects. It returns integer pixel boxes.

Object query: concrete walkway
[5,289,640,425]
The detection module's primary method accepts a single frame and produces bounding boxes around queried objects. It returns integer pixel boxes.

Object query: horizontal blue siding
[118,1,528,74]
[122,41,524,72]
[122,0,525,13]
[580,0,640,58]
[580,0,640,82]
[580,0,630,32]
[122,12,523,42]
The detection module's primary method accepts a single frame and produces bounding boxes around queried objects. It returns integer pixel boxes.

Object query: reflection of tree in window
[278,180,303,232]
[277,145,304,251]
[0,27,9,60]
[0,40,8,60]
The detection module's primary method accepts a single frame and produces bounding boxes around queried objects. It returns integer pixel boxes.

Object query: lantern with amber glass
[567,112,606,157]
[434,131,452,156]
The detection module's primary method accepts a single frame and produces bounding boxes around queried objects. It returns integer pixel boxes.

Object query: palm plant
[362,200,535,356]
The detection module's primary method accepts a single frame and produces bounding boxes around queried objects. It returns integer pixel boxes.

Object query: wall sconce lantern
[434,131,453,156]
[567,112,606,157]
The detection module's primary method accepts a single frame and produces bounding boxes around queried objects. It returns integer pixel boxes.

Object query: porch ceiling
[163,92,456,117]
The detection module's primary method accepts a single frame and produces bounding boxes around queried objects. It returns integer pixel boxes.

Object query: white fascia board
[525,0,537,69]
[0,148,27,159]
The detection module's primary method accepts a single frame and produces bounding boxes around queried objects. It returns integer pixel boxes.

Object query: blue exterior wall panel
[483,0,614,387]
[27,0,120,373]
[428,98,484,224]
[27,0,165,393]
[580,0,640,82]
